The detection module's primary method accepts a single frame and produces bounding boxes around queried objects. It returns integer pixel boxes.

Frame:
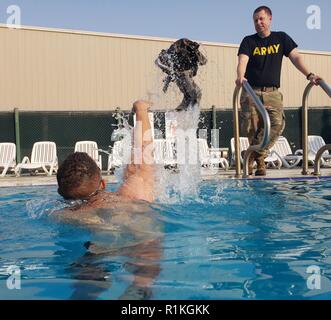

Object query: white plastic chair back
[231,137,250,153]
[112,141,124,166]
[271,136,293,157]
[197,138,209,161]
[74,141,99,162]
[308,135,329,156]
[31,142,57,164]
[0,143,16,166]
[230,137,250,164]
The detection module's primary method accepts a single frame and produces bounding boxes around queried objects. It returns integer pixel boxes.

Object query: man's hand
[308,74,323,86]
[235,76,247,87]
[132,100,152,113]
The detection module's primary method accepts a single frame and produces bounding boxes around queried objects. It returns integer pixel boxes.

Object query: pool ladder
[232,81,271,178]
[302,80,331,176]
[233,79,331,178]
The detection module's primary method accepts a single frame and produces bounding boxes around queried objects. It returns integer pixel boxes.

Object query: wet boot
[255,154,266,176]
[248,153,256,176]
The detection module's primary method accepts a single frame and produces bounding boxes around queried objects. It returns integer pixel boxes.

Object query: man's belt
[251,86,278,92]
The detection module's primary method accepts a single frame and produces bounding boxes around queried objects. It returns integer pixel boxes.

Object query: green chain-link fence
[1,108,330,171]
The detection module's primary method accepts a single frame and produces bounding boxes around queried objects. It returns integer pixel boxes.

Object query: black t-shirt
[238,31,298,87]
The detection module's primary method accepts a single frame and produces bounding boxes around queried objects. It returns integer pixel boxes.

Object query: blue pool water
[0,179,331,300]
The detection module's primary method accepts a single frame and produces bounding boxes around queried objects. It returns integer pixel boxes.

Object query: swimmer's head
[57,152,105,200]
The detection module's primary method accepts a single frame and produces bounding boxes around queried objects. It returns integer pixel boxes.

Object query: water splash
[155,104,202,204]
[111,105,204,204]
[143,62,206,203]
[111,59,208,204]
[111,111,133,184]
[26,198,69,219]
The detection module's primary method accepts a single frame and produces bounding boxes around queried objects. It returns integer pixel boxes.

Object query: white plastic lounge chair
[230,137,250,166]
[74,141,102,170]
[107,140,125,173]
[15,141,58,176]
[308,135,331,166]
[230,137,280,168]
[107,138,175,172]
[270,136,303,168]
[198,138,229,170]
[0,143,16,177]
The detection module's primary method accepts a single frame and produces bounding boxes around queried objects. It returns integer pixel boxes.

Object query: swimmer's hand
[132,100,152,113]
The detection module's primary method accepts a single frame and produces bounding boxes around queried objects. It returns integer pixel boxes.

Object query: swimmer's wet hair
[57,152,100,199]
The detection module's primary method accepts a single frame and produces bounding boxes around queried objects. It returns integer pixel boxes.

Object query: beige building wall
[0,24,330,112]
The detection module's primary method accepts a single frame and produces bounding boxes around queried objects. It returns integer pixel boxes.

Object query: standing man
[236,5,321,176]
[156,38,207,111]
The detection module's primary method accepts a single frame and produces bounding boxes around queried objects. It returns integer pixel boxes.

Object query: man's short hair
[57,152,100,199]
[254,6,272,16]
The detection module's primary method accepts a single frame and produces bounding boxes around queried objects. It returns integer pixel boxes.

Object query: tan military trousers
[240,88,285,161]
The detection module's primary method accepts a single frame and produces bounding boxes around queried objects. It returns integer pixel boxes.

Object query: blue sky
[0,0,330,51]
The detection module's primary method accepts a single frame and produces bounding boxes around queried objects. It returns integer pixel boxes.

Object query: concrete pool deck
[0,173,119,188]
[201,167,331,181]
[1,167,331,188]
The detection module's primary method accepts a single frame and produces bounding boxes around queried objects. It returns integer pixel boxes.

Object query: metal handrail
[233,81,271,177]
[319,80,331,98]
[313,144,331,176]
[302,79,331,175]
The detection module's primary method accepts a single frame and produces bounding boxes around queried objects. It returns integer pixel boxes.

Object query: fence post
[14,108,21,163]
[212,105,218,147]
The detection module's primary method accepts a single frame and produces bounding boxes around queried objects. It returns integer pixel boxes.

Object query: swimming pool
[0,178,331,300]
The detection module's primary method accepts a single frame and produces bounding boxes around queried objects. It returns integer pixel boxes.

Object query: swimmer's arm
[122,100,154,177]
[52,208,103,226]
[119,239,162,298]
[133,100,153,166]
[83,238,162,299]
[118,101,155,201]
